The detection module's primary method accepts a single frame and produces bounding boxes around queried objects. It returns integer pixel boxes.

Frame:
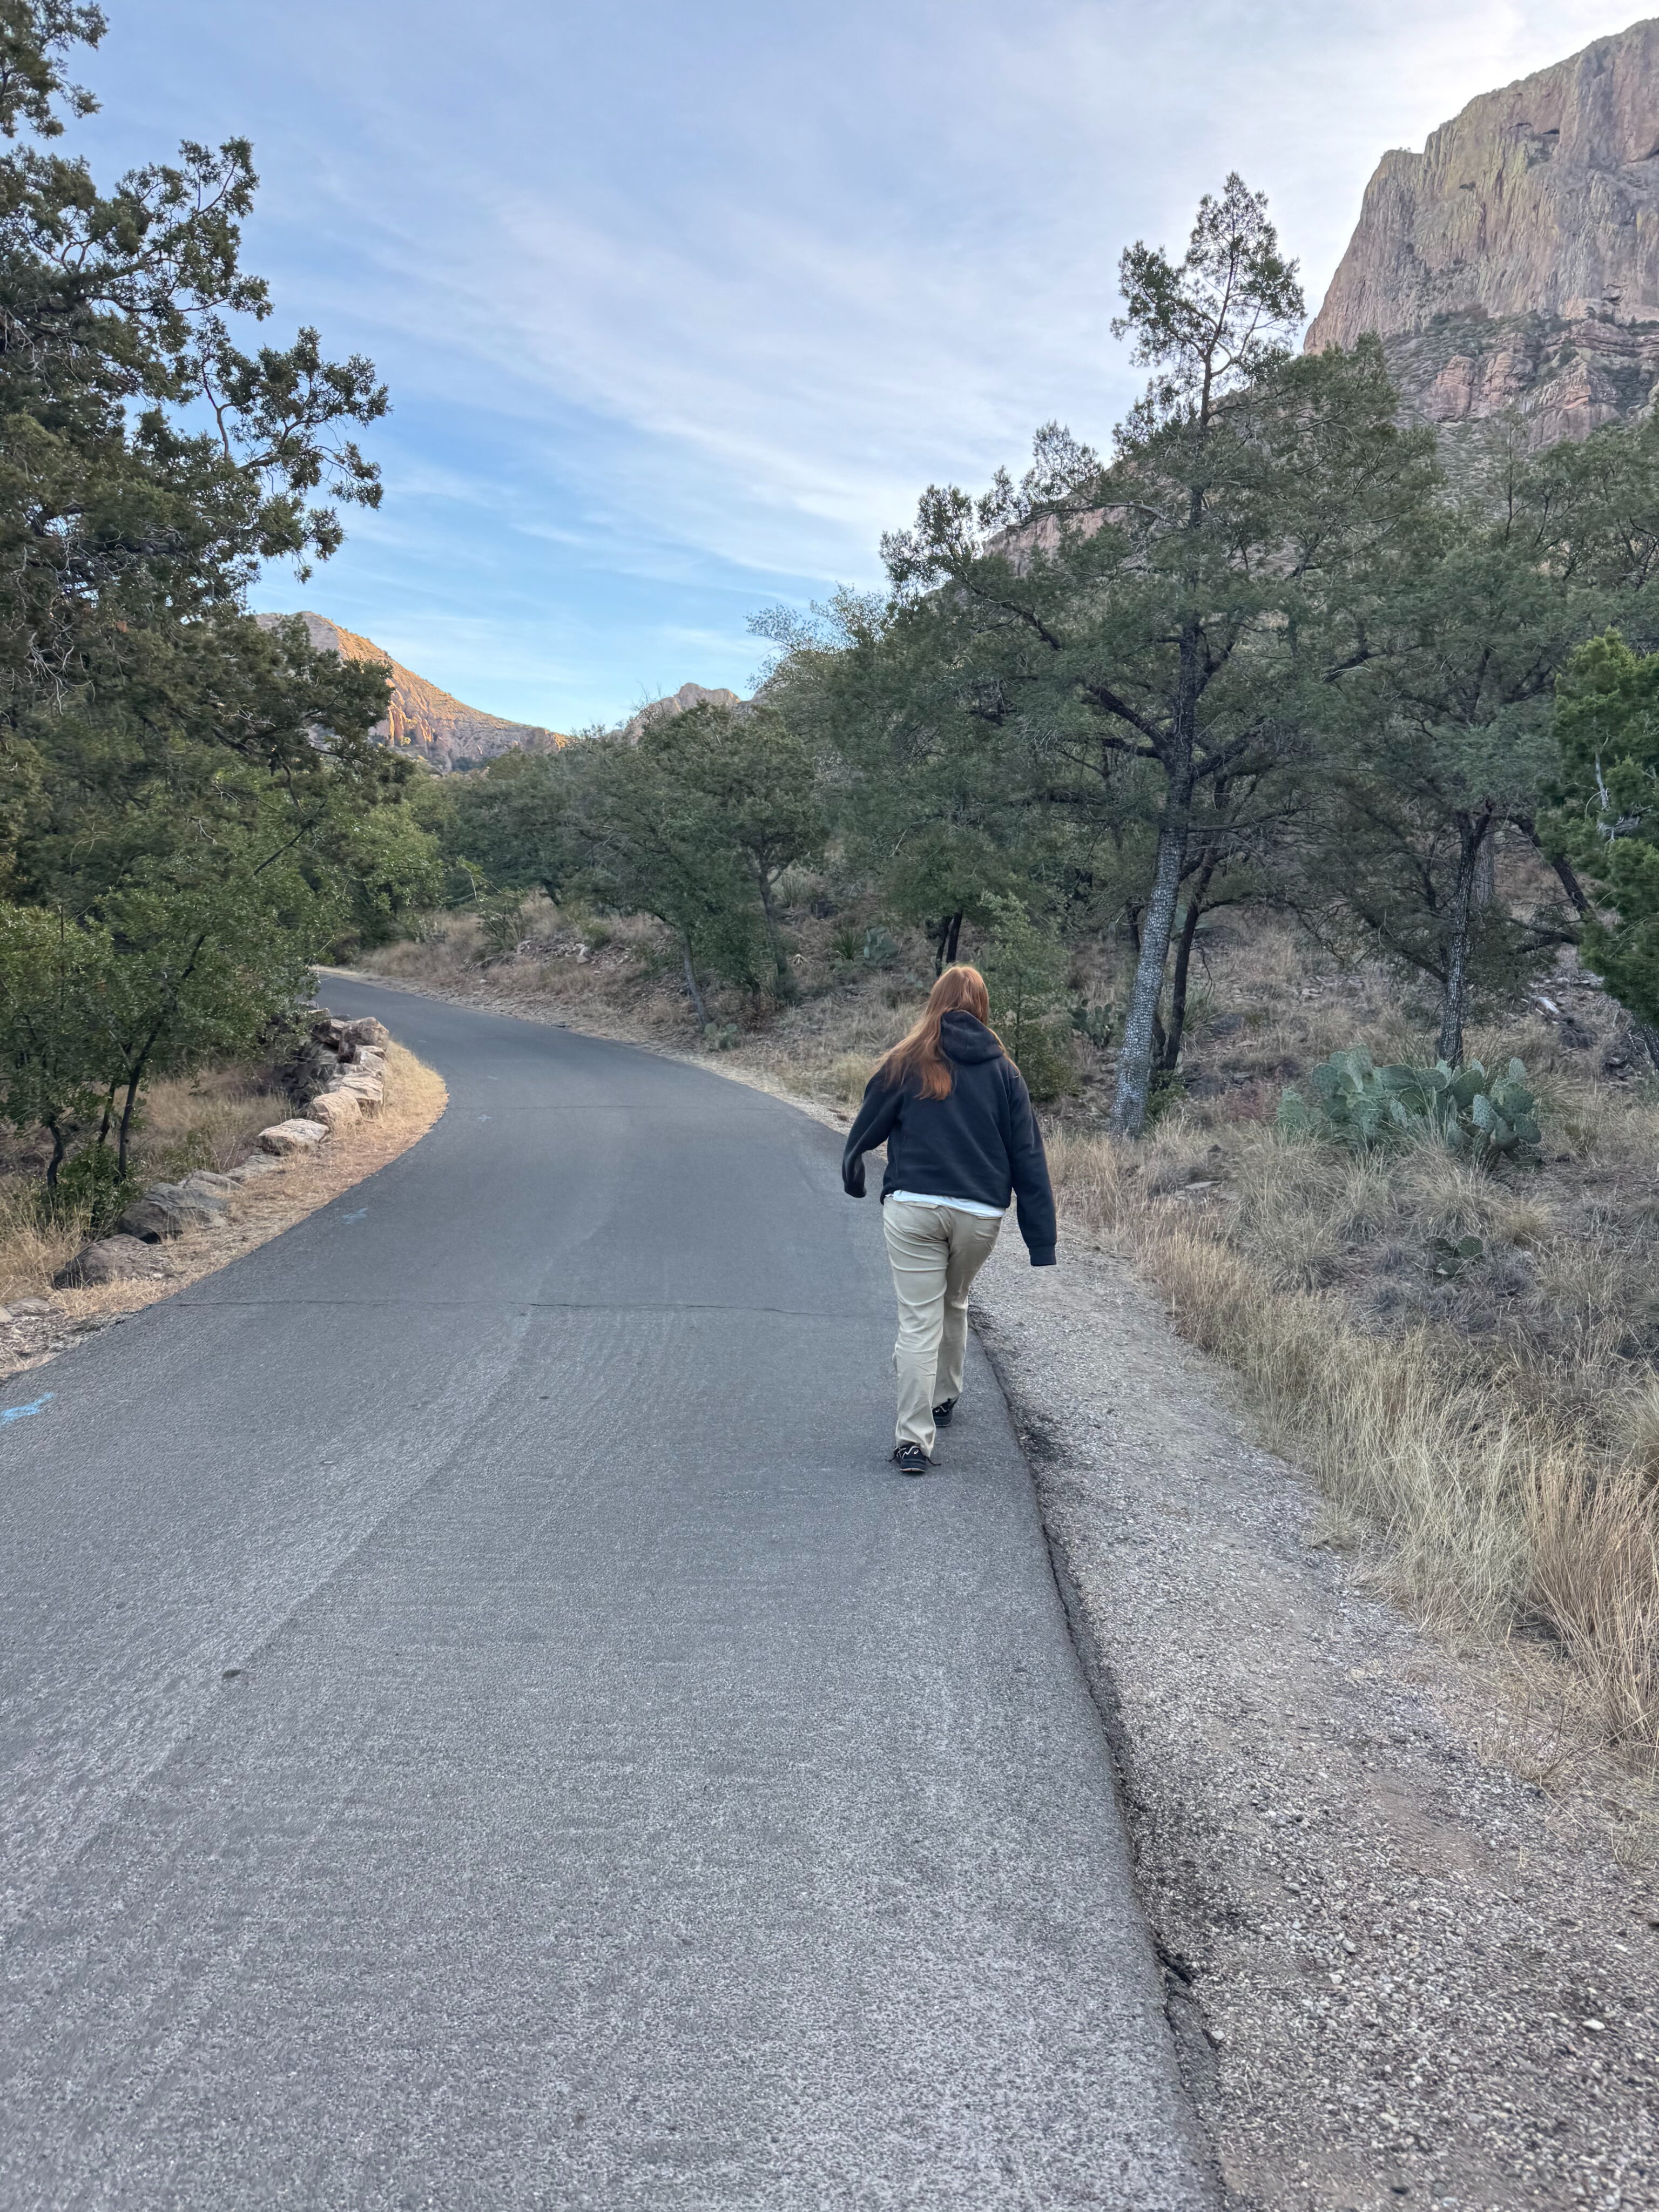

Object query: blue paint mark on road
[340,1208,368,1223]
[1,1392,53,1425]
[477,1114,491,1122]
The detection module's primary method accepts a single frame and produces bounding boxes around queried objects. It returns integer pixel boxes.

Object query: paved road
[0,983,1212,2209]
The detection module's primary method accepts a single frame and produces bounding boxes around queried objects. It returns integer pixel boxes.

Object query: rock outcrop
[622,682,744,742]
[1307,18,1659,447]
[256,612,568,772]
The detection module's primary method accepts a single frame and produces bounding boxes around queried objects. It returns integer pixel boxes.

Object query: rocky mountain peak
[1307,18,1659,448]
[256,611,567,772]
[621,682,745,742]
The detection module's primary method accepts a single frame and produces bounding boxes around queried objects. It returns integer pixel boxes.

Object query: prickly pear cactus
[1279,1050,1540,1163]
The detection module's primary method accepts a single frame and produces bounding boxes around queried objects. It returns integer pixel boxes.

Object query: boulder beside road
[308,1091,360,1131]
[52,1236,161,1290]
[117,1183,231,1242]
[259,1119,329,1156]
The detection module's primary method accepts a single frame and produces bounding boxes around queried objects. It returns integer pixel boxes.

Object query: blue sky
[83,1,1636,728]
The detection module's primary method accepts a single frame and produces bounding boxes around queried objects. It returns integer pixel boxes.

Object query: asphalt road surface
[0,982,1213,2210]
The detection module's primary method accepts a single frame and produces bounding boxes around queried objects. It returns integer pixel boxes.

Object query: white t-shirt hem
[888,1191,1006,1220]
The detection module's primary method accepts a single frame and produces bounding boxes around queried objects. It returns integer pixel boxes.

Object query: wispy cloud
[81,0,1640,723]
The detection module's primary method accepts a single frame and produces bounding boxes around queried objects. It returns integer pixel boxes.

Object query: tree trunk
[44,1119,68,1189]
[933,910,964,975]
[117,1069,143,1175]
[680,934,710,1033]
[1114,577,1201,1132]
[1123,901,1168,1068]
[1111,812,1188,1134]
[755,872,792,996]
[1158,873,1213,1075]
[1438,811,1492,1065]
[1473,831,1496,908]
[1512,812,1590,918]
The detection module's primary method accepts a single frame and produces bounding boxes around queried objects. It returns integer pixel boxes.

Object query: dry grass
[358,898,700,1043]
[134,1064,291,1179]
[0,1065,292,1304]
[0,1182,86,1307]
[1062,1181,1659,1751]
[0,1042,446,1336]
[1037,916,1659,1755]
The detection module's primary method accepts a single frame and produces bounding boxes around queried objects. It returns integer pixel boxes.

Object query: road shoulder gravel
[970,1231,1658,2212]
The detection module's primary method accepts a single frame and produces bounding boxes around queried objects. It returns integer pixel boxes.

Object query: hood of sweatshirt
[939,1010,1004,1065]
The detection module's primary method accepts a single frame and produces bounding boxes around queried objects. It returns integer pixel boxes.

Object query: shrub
[48,1146,136,1233]
[476,889,528,960]
[1278,1048,1541,1163]
[981,893,1077,1103]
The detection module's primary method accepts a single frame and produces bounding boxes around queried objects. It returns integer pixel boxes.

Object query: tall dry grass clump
[1053,1107,1659,1752]
[0,1181,86,1305]
[136,1065,291,1177]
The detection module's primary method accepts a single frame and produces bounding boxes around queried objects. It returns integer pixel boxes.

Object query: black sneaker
[932,1399,956,1427]
[892,1442,929,1475]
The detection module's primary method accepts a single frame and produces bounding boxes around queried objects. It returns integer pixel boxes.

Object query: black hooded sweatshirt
[841,1010,1056,1266]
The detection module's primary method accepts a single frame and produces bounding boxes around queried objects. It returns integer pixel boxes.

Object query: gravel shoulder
[970,1231,1658,2212]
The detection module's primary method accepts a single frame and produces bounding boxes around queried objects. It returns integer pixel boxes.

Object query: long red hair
[876,965,1005,1101]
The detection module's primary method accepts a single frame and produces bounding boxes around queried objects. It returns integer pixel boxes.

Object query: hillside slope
[257,611,566,771]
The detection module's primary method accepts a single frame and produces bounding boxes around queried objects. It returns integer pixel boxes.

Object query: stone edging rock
[52,1011,391,1290]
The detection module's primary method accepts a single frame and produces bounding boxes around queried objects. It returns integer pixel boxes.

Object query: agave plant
[1279,1048,1541,1164]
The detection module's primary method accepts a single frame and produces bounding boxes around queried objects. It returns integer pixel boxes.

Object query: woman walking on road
[842,965,1056,1473]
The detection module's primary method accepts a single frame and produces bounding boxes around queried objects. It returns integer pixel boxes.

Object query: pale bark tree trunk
[680,934,710,1033]
[1111,809,1188,1133]
[1437,809,1494,1065]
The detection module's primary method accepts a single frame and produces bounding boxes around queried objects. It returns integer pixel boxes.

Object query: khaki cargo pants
[881,1198,1004,1455]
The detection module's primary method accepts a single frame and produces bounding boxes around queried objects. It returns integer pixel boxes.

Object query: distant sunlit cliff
[256,611,568,771]
[1308,18,1659,449]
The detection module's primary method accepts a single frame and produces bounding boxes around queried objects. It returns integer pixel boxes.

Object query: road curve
[0,983,1213,2209]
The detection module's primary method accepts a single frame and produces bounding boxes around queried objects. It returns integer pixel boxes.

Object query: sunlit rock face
[255,611,567,771]
[621,683,745,741]
[1308,18,1659,449]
